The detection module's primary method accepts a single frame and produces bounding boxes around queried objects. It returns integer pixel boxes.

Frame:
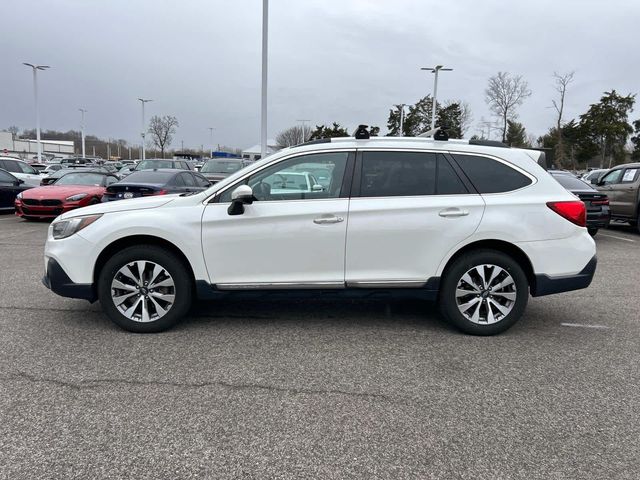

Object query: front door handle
[439,208,469,218]
[313,215,344,224]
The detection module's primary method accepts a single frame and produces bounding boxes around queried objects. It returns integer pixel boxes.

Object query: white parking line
[599,233,636,242]
[561,322,610,329]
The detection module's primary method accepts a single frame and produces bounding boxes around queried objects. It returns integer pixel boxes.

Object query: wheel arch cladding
[441,239,535,292]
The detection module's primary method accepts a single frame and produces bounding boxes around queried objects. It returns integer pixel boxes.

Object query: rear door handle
[439,208,469,218]
[313,215,344,224]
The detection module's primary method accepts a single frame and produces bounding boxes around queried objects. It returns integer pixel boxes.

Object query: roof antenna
[354,125,370,140]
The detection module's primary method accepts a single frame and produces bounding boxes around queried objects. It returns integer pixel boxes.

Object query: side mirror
[228,185,254,215]
[14,179,24,186]
[311,184,324,192]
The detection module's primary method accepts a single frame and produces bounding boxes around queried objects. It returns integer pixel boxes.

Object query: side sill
[195,278,440,301]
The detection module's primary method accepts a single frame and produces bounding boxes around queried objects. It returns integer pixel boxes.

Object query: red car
[15,170,119,220]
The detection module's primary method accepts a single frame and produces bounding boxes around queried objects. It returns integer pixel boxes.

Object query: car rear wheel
[97,245,192,333]
[439,249,528,335]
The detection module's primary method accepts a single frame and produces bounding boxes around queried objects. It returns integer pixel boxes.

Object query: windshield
[201,160,243,174]
[136,160,174,170]
[54,172,106,186]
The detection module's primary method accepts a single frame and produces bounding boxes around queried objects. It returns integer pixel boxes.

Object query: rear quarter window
[452,154,532,193]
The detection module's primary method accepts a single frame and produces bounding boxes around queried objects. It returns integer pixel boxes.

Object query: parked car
[118,159,194,179]
[550,172,610,236]
[581,168,609,184]
[0,169,33,211]
[0,157,43,186]
[40,165,108,186]
[594,162,640,232]
[30,163,48,173]
[15,170,119,219]
[42,132,597,335]
[43,164,65,175]
[102,169,211,202]
[199,158,250,184]
[60,157,96,166]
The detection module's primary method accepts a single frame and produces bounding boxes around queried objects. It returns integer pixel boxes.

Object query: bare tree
[148,115,179,158]
[457,101,473,136]
[551,71,575,168]
[276,124,312,148]
[485,72,532,142]
[6,125,19,138]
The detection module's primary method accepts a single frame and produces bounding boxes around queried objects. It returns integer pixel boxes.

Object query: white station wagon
[43,133,596,335]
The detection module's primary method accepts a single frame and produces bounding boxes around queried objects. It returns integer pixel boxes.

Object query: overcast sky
[1,0,638,150]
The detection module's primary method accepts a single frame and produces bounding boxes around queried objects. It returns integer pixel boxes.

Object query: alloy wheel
[455,264,517,325]
[110,260,176,323]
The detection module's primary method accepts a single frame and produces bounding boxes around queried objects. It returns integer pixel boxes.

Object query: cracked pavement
[0,214,639,479]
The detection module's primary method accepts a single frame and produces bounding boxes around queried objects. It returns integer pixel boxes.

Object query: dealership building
[0,131,75,160]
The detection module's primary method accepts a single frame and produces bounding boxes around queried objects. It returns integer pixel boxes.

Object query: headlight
[16,192,23,199]
[52,214,102,240]
[66,193,88,202]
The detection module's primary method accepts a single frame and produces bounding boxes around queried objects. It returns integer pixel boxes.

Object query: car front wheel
[97,245,192,333]
[439,249,528,335]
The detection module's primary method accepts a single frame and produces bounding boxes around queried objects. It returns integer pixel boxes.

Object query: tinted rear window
[552,174,593,190]
[124,171,175,183]
[453,154,532,193]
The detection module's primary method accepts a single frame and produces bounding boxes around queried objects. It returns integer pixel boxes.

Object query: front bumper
[15,200,82,218]
[42,257,97,302]
[531,255,597,297]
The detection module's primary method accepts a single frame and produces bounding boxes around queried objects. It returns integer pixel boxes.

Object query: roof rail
[468,139,510,148]
[297,138,332,147]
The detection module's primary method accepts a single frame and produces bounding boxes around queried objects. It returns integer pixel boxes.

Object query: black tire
[588,227,598,236]
[439,249,529,335]
[97,245,192,333]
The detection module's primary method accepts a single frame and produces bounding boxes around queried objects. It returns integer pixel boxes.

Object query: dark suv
[594,163,640,232]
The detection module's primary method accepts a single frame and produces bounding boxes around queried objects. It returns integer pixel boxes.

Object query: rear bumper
[42,257,96,302]
[531,255,597,297]
[586,207,610,229]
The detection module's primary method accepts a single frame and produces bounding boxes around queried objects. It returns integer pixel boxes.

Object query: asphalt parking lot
[0,214,638,479]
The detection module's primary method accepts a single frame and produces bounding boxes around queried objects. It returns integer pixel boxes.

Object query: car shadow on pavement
[186,296,456,334]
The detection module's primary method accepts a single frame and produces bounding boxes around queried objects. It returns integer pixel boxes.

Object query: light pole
[296,119,310,144]
[79,108,87,158]
[138,98,152,161]
[260,0,269,159]
[479,117,498,140]
[421,65,452,131]
[398,104,407,137]
[208,127,215,157]
[23,63,50,163]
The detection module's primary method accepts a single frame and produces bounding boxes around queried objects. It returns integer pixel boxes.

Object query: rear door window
[621,168,639,183]
[360,151,437,197]
[180,172,196,187]
[452,154,532,193]
[0,160,20,173]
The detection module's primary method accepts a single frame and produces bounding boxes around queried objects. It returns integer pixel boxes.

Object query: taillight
[547,201,586,227]
[591,199,609,206]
